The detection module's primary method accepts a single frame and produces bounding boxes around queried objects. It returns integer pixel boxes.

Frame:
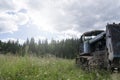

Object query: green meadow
[0,55,119,80]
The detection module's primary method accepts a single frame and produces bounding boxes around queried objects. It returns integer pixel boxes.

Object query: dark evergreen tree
[0,37,80,59]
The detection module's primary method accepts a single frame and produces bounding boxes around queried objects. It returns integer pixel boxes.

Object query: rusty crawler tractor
[76,23,120,72]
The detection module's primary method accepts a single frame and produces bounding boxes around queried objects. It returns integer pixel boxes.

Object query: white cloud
[0,21,18,33]
[0,10,29,33]
[1,38,25,44]
[0,0,15,11]
[1,0,120,40]
[25,0,120,34]
[0,0,29,33]
[15,12,29,25]
[26,0,77,32]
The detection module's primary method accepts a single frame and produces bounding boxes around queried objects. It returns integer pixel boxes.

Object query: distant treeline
[0,38,80,59]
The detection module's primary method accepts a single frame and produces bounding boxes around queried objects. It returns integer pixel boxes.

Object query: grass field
[0,55,119,80]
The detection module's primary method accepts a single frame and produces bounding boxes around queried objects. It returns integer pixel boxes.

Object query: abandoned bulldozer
[76,23,120,72]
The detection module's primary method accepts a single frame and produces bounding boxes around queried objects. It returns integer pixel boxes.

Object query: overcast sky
[0,0,120,44]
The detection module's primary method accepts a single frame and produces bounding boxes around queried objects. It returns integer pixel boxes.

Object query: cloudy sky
[0,0,120,44]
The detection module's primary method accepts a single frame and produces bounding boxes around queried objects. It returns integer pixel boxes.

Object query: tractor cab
[81,30,104,42]
[80,30,106,55]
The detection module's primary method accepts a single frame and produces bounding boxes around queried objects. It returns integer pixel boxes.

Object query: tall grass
[0,54,115,80]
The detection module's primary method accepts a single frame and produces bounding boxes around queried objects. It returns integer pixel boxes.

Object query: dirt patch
[111,73,120,80]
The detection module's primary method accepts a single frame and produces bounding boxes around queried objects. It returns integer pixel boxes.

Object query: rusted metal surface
[107,24,120,58]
